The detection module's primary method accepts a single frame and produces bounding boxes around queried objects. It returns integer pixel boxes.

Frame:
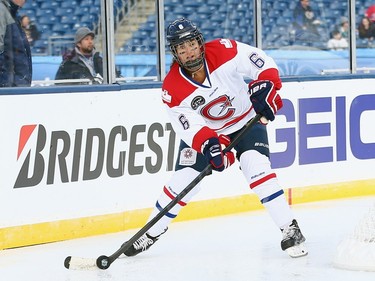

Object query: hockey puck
[96,255,111,270]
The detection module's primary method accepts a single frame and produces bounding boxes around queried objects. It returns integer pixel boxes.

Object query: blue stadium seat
[81,14,98,24]
[55,7,68,17]
[210,13,226,23]
[61,0,78,8]
[52,24,71,35]
[173,5,194,16]
[36,9,54,17]
[141,21,156,32]
[276,17,292,26]
[356,38,371,48]
[22,9,36,19]
[142,38,157,52]
[282,10,294,18]
[61,15,78,25]
[267,9,281,18]
[273,1,288,11]
[74,7,90,17]
[227,0,241,4]
[38,15,54,25]
[165,13,179,23]
[21,1,33,9]
[40,30,53,39]
[89,6,101,15]
[127,37,142,46]
[197,6,215,15]
[33,39,48,49]
[330,1,347,12]
[201,21,220,33]
[183,0,203,8]
[81,0,95,5]
[40,2,59,9]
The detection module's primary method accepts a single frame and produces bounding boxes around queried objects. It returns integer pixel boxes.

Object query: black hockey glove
[202,136,235,172]
[248,80,283,122]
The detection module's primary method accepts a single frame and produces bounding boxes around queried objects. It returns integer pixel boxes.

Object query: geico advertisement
[268,80,374,188]
[0,80,374,226]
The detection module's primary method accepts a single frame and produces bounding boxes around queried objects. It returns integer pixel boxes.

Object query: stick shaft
[106,114,262,264]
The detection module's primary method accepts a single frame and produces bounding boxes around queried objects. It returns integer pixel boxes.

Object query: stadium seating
[20,0,103,55]
[20,0,373,55]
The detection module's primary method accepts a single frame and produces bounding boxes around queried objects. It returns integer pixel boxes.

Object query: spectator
[338,17,349,40]
[55,27,104,84]
[0,0,32,87]
[292,0,322,41]
[358,17,375,40]
[365,4,375,23]
[327,30,349,50]
[20,14,40,46]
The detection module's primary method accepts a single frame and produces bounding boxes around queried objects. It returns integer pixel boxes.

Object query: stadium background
[0,0,374,250]
[18,0,375,82]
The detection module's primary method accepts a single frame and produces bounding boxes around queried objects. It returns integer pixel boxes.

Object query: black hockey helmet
[166,18,205,71]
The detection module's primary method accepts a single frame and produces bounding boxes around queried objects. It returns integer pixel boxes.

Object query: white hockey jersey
[161,39,281,153]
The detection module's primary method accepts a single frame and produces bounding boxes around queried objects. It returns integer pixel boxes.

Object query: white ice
[1,196,374,281]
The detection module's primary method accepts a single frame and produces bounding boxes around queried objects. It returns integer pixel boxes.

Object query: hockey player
[123,18,307,258]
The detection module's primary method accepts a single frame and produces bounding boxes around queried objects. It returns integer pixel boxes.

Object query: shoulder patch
[191,96,205,110]
[161,89,172,103]
[162,63,198,108]
[205,39,238,72]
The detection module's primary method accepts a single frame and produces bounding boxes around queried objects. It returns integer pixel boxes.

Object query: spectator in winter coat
[0,0,32,87]
[358,16,375,40]
[55,27,104,85]
[292,0,322,41]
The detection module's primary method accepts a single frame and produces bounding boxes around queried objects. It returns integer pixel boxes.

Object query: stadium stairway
[114,0,156,51]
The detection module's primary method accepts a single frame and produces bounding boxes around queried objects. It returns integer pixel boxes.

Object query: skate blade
[286,243,308,258]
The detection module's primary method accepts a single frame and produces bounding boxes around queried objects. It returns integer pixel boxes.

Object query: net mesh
[333,202,375,271]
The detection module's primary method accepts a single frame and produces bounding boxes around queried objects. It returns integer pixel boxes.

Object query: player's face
[175,39,201,65]
[78,35,95,54]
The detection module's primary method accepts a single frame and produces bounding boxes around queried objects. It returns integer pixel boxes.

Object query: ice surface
[1,196,374,281]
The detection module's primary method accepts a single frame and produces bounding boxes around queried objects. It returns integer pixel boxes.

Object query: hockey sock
[239,150,294,228]
[147,168,202,237]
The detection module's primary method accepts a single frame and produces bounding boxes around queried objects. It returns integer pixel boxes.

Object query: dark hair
[20,15,29,21]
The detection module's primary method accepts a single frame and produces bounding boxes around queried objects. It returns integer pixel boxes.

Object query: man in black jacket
[0,0,32,87]
[55,27,104,85]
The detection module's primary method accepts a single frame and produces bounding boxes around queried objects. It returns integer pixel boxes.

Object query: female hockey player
[123,18,307,259]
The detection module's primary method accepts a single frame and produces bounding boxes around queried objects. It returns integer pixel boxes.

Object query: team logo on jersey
[200,95,235,120]
[191,96,205,110]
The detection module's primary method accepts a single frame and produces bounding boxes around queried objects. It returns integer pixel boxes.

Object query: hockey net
[333,202,375,271]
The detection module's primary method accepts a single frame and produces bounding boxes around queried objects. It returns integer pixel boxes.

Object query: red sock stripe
[249,173,276,189]
[163,186,187,206]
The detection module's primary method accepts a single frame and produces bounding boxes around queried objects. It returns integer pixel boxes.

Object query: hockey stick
[64,113,262,270]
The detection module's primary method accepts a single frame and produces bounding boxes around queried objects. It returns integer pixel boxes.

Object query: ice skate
[123,228,167,257]
[281,219,308,258]
[122,233,159,257]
